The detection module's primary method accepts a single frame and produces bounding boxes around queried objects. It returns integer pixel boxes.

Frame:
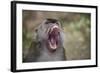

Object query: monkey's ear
[35,28,38,32]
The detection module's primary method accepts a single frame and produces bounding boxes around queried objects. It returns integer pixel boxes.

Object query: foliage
[22,10,91,60]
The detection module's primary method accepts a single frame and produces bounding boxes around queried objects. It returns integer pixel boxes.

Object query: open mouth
[48,25,60,50]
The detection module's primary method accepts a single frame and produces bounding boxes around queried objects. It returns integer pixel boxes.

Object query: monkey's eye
[56,22,59,25]
[45,21,50,24]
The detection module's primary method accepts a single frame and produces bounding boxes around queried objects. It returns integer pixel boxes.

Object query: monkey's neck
[35,43,65,62]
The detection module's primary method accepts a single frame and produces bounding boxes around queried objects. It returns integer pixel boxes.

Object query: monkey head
[35,19,64,52]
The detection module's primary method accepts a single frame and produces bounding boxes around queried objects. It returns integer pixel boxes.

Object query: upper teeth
[52,25,58,29]
[51,25,58,32]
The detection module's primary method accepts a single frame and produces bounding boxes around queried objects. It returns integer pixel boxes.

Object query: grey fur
[23,19,66,62]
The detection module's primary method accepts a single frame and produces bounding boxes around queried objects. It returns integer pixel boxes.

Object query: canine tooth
[49,41,57,49]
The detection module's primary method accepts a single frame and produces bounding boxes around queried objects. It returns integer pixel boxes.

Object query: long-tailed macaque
[23,19,66,62]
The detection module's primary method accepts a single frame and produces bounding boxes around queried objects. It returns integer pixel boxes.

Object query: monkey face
[45,19,63,51]
[36,19,63,52]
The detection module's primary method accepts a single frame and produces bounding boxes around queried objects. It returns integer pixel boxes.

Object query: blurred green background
[22,10,91,60]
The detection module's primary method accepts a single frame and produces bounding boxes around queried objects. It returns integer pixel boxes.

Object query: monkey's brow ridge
[46,18,58,23]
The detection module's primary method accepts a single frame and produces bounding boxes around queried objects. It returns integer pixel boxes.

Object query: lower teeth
[49,42,57,49]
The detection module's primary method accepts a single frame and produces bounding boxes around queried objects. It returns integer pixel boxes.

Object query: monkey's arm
[23,41,40,62]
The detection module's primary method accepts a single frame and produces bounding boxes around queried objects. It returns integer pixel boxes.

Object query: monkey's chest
[36,48,65,62]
